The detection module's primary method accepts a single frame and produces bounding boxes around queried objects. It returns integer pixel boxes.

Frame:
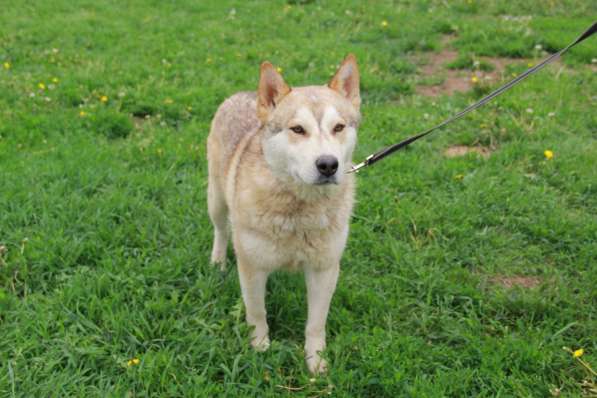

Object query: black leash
[349,22,597,173]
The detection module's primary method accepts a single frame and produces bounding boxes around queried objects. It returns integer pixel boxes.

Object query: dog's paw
[210,250,227,270]
[251,334,270,352]
[306,353,328,375]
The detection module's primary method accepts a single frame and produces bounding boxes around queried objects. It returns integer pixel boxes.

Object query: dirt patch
[416,35,535,97]
[490,275,541,289]
[444,145,491,159]
[416,72,470,97]
[133,115,151,130]
[419,36,459,76]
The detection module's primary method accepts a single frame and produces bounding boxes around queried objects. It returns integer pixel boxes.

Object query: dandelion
[38,82,46,90]
[573,348,584,358]
[3,62,10,70]
[381,20,388,28]
[52,77,59,83]
[79,110,87,117]
[163,98,173,104]
[527,62,534,68]
[276,66,283,74]
[471,75,479,84]
[127,358,140,366]
[544,149,553,160]
[100,95,108,103]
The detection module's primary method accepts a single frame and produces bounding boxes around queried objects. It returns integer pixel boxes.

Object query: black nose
[315,155,339,177]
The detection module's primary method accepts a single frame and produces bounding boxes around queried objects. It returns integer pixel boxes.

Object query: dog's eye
[290,125,306,135]
[333,123,345,133]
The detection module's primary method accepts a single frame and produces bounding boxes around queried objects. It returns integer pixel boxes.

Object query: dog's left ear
[257,62,291,122]
[328,54,360,110]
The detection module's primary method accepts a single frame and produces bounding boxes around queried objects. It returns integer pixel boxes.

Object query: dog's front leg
[304,263,339,374]
[237,255,270,351]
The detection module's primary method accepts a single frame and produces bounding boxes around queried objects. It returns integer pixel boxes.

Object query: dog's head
[257,55,360,186]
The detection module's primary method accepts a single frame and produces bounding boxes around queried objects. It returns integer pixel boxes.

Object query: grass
[1,0,596,396]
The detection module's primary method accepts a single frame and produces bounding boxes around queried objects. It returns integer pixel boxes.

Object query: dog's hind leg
[207,170,229,269]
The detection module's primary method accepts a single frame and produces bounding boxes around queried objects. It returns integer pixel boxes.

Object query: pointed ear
[328,54,360,109]
[257,62,291,122]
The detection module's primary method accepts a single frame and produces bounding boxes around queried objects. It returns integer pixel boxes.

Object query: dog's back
[207,92,259,183]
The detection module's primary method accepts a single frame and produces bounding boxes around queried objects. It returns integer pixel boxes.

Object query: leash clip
[347,155,373,174]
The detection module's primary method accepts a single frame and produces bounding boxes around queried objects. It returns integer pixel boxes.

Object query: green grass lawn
[1,1,596,396]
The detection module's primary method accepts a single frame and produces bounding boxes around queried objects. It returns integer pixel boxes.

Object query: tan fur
[207,55,360,374]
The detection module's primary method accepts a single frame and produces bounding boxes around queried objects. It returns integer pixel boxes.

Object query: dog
[207,54,360,374]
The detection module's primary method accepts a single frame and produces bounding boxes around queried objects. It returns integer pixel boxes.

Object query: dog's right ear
[257,62,291,122]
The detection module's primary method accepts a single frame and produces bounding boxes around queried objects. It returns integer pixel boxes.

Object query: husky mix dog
[207,55,360,374]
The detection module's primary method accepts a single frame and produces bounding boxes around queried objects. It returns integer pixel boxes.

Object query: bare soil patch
[416,35,534,97]
[444,145,491,159]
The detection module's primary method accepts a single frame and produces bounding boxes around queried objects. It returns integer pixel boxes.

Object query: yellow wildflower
[52,77,59,83]
[79,111,87,117]
[38,82,46,90]
[276,66,283,74]
[127,358,140,366]
[527,62,534,68]
[573,348,584,358]
[381,20,389,28]
[454,174,464,181]
[3,62,10,70]
[471,75,479,84]
[544,150,553,160]
[163,98,173,104]
[100,95,108,103]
